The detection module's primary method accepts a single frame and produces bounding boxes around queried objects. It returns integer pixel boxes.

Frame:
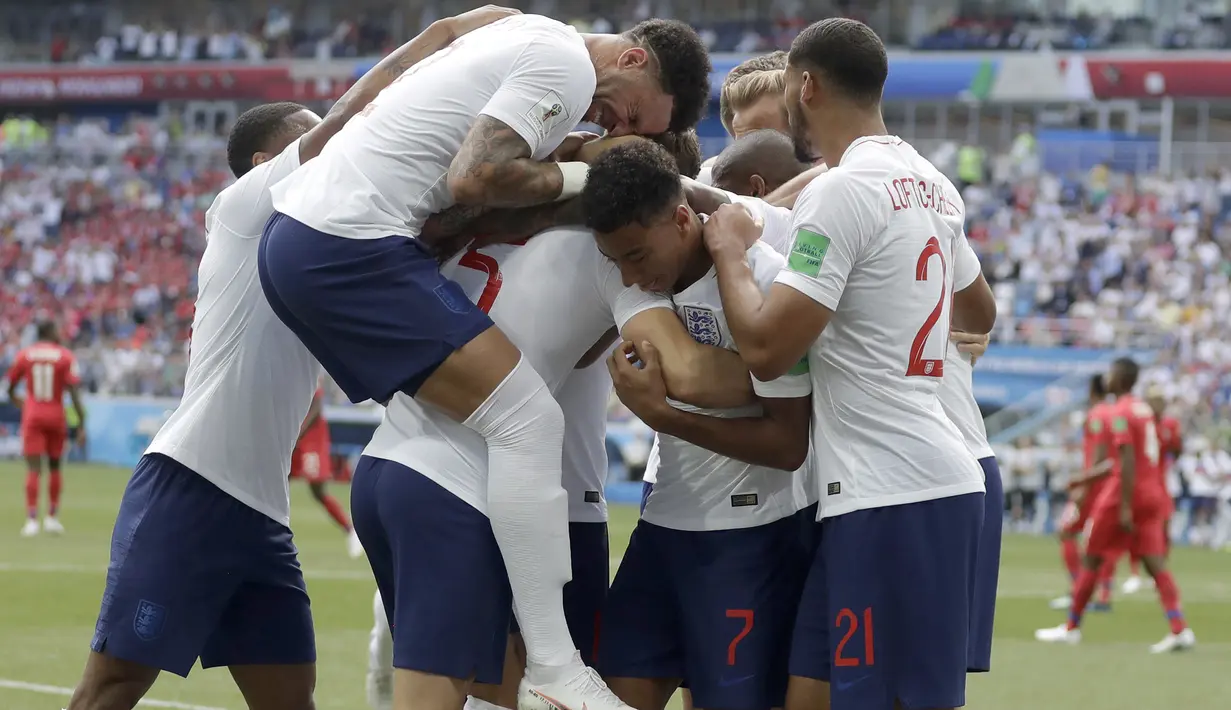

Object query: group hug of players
[0,7,1197,710]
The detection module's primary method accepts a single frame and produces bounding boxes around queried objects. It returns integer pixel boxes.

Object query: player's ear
[673,204,691,234]
[252,151,273,168]
[750,174,767,198]
[618,46,649,70]
[800,71,816,107]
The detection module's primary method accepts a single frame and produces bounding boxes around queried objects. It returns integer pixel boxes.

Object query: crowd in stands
[0,114,226,397]
[5,0,1231,63]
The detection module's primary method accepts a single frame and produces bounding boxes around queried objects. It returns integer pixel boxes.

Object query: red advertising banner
[0,65,334,103]
[1082,58,1231,99]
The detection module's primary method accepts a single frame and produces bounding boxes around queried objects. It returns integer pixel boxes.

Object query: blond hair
[719,69,786,136]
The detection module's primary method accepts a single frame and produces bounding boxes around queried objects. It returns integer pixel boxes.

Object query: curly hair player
[260,14,710,710]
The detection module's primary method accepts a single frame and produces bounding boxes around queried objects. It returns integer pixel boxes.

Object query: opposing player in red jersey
[291,383,364,558]
[1119,387,1182,595]
[6,322,86,537]
[1037,357,1196,652]
[1049,374,1116,610]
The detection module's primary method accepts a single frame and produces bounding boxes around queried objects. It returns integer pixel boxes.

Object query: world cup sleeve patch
[526,90,568,141]
[787,229,830,278]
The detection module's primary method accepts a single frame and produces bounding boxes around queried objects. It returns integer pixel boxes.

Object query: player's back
[147,139,320,525]
[271,14,594,241]
[1109,395,1167,504]
[647,241,812,532]
[787,136,984,517]
[10,342,77,423]
[364,229,658,512]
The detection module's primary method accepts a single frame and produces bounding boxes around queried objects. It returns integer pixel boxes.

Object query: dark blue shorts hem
[91,454,315,677]
[259,212,494,404]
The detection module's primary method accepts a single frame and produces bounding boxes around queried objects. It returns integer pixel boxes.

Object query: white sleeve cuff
[773,270,841,312]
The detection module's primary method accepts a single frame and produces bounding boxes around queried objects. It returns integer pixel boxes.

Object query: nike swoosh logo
[835,675,872,692]
[719,674,755,687]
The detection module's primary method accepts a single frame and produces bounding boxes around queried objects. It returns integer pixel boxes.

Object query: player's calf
[229,664,316,710]
[66,651,160,710]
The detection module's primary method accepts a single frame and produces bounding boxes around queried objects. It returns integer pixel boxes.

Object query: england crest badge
[682,306,721,346]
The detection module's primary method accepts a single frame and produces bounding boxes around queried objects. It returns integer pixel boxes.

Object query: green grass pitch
[1,464,1229,708]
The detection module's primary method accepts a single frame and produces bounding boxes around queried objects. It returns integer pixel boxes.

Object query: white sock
[369,589,393,674]
[464,698,513,710]
[465,355,576,670]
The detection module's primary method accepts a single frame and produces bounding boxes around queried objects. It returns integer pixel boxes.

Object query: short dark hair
[711,129,807,192]
[1089,373,1106,400]
[788,18,888,106]
[1111,357,1140,391]
[35,321,57,341]
[724,51,788,88]
[582,140,682,234]
[650,130,703,179]
[625,20,712,132]
[226,102,308,178]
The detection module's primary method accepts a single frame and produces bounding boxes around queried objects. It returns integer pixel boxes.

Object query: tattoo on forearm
[449,116,563,207]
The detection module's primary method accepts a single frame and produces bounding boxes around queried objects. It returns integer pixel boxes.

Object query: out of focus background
[1,1,1230,708]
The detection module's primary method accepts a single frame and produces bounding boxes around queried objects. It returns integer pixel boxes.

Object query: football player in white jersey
[580,139,814,710]
[365,363,619,710]
[703,19,997,710]
[937,331,1002,675]
[259,16,711,710]
[345,130,756,710]
[696,52,789,185]
[66,9,517,710]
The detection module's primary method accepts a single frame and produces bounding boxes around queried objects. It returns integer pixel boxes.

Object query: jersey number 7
[906,236,949,378]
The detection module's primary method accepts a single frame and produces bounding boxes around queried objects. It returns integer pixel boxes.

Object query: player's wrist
[556,162,589,202]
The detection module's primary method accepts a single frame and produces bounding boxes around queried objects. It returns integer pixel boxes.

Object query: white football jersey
[147,138,321,526]
[362,229,669,512]
[726,193,794,255]
[643,439,659,485]
[558,360,613,524]
[938,347,994,461]
[696,156,717,186]
[774,136,985,519]
[642,241,813,532]
[272,14,595,240]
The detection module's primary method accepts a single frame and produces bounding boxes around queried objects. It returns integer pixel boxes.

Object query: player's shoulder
[207,138,302,237]
[506,14,587,54]
[796,156,886,214]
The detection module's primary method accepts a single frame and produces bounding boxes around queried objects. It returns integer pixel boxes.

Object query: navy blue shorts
[600,515,809,710]
[90,454,314,677]
[350,456,511,684]
[258,212,493,404]
[510,521,609,665]
[969,457,1003,673]
[789,493,984,710]
[796,502,822,560]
